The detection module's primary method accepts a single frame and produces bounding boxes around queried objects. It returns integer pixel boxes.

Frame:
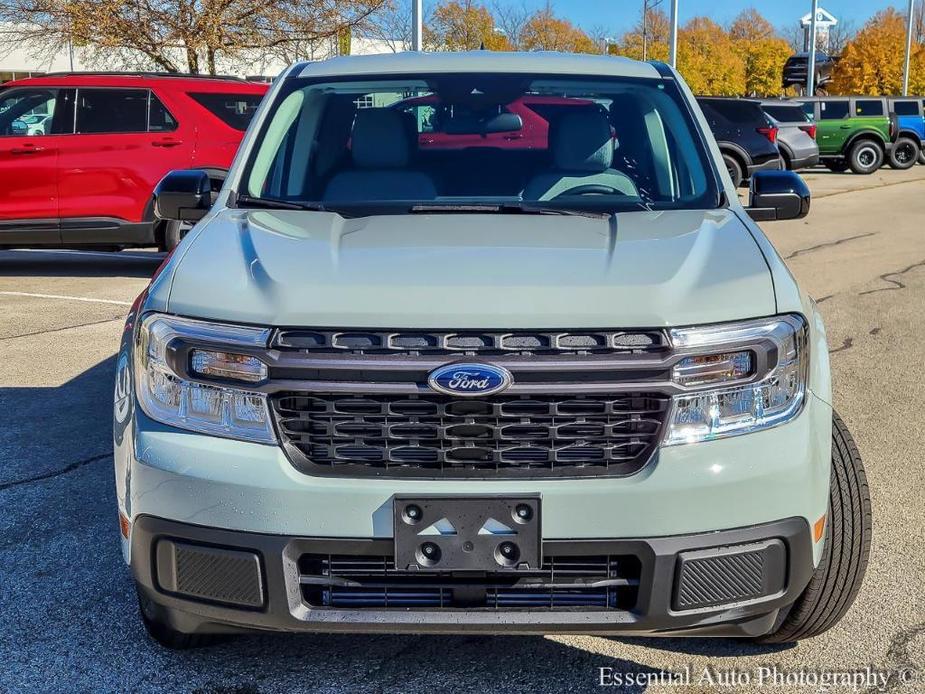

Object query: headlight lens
[664,315,807,445]
[134,314,276,443]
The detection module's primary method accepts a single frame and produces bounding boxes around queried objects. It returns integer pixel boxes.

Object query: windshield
[241,73,719,216]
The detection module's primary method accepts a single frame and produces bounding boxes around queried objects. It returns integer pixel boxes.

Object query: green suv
[797,96,897,174]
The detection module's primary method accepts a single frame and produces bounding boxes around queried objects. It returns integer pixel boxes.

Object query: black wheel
[780,151,792,170]
[824,160,850,173]
[163,220,187,252]
[918,147,925,165]
[847,140,884,174]
[758,412,871,643]
[888,137,919,170]
[137,584,216,650]
[722,153,743,188]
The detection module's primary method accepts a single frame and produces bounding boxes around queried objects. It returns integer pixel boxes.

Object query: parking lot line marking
[10,249,163,261]
[0,291,132,306]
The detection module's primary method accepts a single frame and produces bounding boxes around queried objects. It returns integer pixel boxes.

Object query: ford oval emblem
[427,363,513,397]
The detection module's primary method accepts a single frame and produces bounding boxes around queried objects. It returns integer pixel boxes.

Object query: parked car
[888,97,925,165]
[795,96,902,173]
[782,52,839,94]
[118,52,871,648]
[696,97,782,188]
[0,72,267,251]
[393,94,604,150]
[759,100,820,171]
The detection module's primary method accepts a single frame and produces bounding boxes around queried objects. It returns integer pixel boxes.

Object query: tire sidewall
[722,154,743,188]
[888,138,919,170]
[849,140,884,174]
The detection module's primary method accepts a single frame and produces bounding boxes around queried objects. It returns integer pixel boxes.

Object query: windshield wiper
[234,194,326,212]
[410,203,611,220]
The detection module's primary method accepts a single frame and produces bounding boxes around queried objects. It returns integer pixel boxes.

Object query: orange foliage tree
[831,8,925,94]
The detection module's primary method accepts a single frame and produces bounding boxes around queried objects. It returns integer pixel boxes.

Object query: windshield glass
[242,73,719,215]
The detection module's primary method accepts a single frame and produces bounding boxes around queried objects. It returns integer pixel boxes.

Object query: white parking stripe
[0,291,132,306]
[9,249,163,260]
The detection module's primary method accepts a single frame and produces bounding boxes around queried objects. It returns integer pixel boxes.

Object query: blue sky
[505,0,910,36]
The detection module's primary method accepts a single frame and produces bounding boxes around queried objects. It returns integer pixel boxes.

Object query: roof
[295,51,663,80]
[2,72,269,93]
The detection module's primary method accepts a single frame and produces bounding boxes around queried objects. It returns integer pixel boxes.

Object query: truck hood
[162,208,775,328]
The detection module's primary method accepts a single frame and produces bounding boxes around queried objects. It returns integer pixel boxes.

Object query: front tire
[722,153,744,188]
[758,412,871,643]
[824,160,850,173]
[848,140,884,174]
[888,137,919,170]
[137,584,217,650]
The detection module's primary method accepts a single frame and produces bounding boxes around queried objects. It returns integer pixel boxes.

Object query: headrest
[351,109,410,169]
[552,110,614,172]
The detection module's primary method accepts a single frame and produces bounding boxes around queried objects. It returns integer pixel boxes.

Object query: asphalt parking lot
[2,167,924,693]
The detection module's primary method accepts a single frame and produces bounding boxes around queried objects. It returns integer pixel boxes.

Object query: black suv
[782,52,839,94]
[697,97,782,187]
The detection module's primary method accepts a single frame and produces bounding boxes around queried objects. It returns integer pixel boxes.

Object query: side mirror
[746,170,811,222]
[154,170,211,222]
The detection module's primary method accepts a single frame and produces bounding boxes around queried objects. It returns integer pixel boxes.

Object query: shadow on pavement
[0,249,163,279]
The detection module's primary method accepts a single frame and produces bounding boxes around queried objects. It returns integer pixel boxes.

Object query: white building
[0,28,399,83]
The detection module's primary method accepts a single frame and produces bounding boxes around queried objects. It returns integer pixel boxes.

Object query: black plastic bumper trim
[130,515,814,637]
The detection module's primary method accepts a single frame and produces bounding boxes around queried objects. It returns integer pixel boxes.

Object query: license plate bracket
[393,495,541,572]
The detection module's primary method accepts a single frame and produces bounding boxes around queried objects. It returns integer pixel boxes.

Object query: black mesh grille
[299,554,641,610]
[272,392,669,478]
[272,329,667,356]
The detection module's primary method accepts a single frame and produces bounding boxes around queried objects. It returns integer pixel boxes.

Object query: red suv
[0,72,267,251]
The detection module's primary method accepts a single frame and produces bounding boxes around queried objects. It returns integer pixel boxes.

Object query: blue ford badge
[428,363,513,397]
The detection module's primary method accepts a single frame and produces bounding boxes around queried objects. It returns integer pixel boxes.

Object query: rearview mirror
[746,170,811,222]
[154,170,211,222]
[482,112,523,134]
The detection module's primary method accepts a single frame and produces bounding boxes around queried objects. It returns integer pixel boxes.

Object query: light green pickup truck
[114,51,871,648]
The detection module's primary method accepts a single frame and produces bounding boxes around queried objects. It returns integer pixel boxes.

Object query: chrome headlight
[663,315,808,445]
[133,314,276,443]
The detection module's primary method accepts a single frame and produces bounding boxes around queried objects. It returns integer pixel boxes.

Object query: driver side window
[0,89,58,137]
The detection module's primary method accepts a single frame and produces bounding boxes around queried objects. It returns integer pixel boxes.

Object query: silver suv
[114,51,871,648]
[760,100,820,171]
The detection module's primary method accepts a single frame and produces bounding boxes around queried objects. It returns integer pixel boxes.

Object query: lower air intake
[155,539,264,608]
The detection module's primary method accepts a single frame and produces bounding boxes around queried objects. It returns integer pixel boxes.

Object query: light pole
[412,0,423,51]
[668,0,679,67]
[807,0,819,96]
[903,0,916,95]
[642,0,664,61]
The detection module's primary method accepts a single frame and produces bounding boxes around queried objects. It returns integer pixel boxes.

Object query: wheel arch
[842,131,886,154]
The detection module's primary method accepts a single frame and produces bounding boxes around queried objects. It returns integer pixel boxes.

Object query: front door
[815,99,851,155]
[56,87,191,244]
[0,87,64,244]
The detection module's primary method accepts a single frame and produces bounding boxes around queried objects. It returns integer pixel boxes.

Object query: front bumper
[132,515,813,637]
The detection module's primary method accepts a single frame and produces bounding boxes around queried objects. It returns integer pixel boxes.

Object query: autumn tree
[831,8,925,95]
[730,9,792,96]
[617,8,668,62]
[0,0,386,74]
[429,0,510,51]
[677,17,745,95]
[519,3,597,53]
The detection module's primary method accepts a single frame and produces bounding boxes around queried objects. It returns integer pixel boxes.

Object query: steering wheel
[550,183,623,199]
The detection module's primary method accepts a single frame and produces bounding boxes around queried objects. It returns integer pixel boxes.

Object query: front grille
[298,554,641,610]
[272,328,667,356]
[272,392,669,478]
